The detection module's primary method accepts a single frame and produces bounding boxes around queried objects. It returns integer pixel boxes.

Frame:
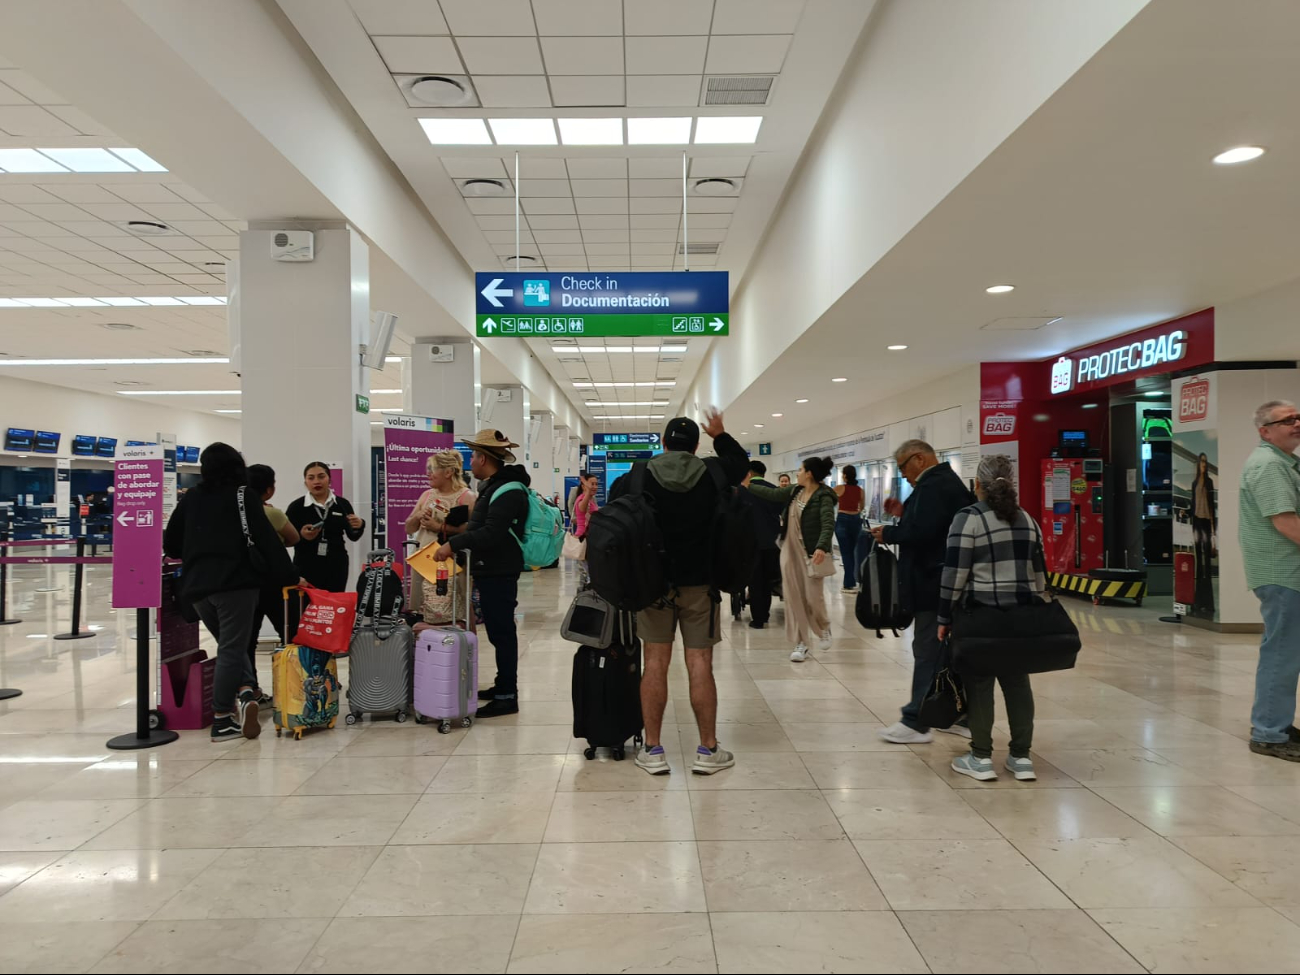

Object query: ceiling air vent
[703,75,775,106]
[678,242,719,255]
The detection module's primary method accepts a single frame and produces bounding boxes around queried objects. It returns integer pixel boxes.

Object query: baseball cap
[663,417,700,451]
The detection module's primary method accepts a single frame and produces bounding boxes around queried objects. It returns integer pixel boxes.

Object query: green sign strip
[355,394,370,414]
[476,312,728,339]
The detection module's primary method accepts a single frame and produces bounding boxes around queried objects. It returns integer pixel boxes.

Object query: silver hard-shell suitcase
[345,551,414,724]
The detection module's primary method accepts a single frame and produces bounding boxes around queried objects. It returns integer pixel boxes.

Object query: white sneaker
[692,743,736,774]
[817,631,833,652]
[790,643,809,662]
[1005,756,1037,781]
[877,721,933,744]
[938,724,972,740]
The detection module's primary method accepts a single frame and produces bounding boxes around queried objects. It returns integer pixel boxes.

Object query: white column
[530,412,556,500]
[409,340,480,440]
[481,385,527,459]
[235,225,372,561]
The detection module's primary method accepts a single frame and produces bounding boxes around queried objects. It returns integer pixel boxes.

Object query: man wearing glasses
[870,439,975,744]
[1240,400,1300,761]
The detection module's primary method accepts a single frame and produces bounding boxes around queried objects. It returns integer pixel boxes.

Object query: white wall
[0,374,239,464]
[1215,273,1300,363]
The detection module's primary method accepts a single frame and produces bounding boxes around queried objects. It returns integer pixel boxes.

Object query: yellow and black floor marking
[1047,571,1147,606]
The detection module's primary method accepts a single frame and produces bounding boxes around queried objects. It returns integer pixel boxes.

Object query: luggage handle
[447,547,472,627]
[281,585,307,646]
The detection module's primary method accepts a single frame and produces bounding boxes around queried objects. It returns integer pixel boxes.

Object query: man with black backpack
[606,410,749,775]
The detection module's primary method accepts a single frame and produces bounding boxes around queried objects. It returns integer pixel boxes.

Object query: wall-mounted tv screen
[95,437,117,458]
[34,431,60,454]
[4,428,34,451]
[72,435,97,457]
[182,445,200,464]
[125,440,156,447]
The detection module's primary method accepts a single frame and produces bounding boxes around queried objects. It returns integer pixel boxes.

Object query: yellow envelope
[407,540,464,584]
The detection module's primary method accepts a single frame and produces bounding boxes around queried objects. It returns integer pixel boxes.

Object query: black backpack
[355,549,404,621]
[708,462,757,595]
[855,537,912,638]
[585,465,668,612]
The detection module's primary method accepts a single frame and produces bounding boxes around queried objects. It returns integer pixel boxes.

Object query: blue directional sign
[593,432,662,446]
[476,271,728,338]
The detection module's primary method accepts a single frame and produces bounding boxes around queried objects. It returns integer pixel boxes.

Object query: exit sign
[355,394,370,414]
[759,443,772,456]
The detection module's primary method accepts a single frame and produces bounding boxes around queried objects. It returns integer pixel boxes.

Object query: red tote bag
[291,584,358,655]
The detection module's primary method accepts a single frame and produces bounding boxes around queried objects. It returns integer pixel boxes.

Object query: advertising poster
[112,445,164,609]
[383,416,455,570]
[1171,375,1218,621]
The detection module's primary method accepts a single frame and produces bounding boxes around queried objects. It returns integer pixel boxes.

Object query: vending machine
[1040,453,1106,574]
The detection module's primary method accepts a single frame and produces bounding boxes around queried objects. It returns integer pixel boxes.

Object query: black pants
[748,549,781,625]
[478,575,519,698]
[194,589,258,714]
[901,611,949,732]
[246,585,286,689]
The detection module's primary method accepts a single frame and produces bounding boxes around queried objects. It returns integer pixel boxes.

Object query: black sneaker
[748,620,766,629]
[477,697,520,718]
[1289,725,1300,744]
[478,686,500,701]
[237,689,262,740]
[1249,739,1300,762]
[211,714,241,742]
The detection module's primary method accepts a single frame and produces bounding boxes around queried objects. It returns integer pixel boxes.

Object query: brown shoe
[1249,739,1300,761]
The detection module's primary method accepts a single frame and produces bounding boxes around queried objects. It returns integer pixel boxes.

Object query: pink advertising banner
[112,445,165,609]
[383,415,455,568]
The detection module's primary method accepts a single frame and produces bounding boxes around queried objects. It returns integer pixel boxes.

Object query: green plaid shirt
[1239,440,1300,592]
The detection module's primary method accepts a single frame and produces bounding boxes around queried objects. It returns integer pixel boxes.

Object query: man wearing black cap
[609,409,749,775]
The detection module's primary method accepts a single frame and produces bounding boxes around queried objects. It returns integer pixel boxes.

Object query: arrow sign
[708,317,725,332]
[480,278,513,308]
[116,511,133,528]
[649,433,661,444]
[482,318,498,334]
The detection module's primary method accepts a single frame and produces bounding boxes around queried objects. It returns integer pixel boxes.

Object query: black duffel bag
[950,597,1081,677]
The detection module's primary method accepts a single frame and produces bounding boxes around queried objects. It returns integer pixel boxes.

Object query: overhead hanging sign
[592,432,662,447]
[475,271,729,338]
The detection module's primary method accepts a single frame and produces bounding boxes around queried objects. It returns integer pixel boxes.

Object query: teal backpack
[494,482,565,568]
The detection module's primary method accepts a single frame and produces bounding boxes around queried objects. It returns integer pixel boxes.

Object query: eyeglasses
[898,452,923,472]
[1264,415,1300,427]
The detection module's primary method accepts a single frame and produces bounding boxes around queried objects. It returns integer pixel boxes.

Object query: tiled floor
[1,560,1299,973]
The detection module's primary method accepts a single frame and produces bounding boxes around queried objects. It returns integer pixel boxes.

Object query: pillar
[234,225,372,562]
[530,412,556,500]
[480,385,527,463]
[407,340,480,441]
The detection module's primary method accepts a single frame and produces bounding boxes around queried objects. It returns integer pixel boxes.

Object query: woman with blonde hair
[405,450,477,618]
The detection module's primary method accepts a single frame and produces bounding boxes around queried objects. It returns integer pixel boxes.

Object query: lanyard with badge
[312,497,334,557]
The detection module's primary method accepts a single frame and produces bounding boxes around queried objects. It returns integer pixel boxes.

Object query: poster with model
[1171,375,1218,622]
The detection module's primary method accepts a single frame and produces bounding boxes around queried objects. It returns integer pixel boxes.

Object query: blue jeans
[835,513,863,589]
[1252,585,1300,743]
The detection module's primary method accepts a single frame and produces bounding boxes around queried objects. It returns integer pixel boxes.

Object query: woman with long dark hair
[164,443,297,741]
[937,454,1046,782]
[285,461,367,592]
[1190,452,1216,614]
[834,464,865,593]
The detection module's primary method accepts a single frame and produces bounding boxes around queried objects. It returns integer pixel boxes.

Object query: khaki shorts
[638,585,720,647]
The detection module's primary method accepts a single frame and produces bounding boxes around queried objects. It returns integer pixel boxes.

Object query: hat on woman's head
[463,428,520,464]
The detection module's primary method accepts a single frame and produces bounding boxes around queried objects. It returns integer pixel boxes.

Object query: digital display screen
[182,445,199,463]
[1060,429,1088,447]
[72,435,97,456]
[95,437,117,458]
[4,428,34,451]
[33,431,60,453]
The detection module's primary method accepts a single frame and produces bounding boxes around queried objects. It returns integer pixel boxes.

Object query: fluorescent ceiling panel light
[0,148,68,173]
[1144,390,1165,397]
[771,413,783,418]
[795,398,809,403]
[92,297,146,306]
[214,409,242,414]
[831,377,847,382]
[627,117,692,145]
[753,423,765,428]
[57,297,109,307]
[39,147,134,172]
[572,381,675,387]
[693,116,763,144]
[118,389,241,396]
[12,298,69,307]
[108,147,167,172]
[0,357,228,366]
[137,297,186,306]
[887,344,908,351]
[385,356,404,363]
[593,414,664,420]
[488,118,557,145]
[0,299,25,307]
[178,296,224,306]
[1213,145,1265,165]
[585,401,669,407]
[419,117,492,145]
[558,117,623,145]
[985,284,1015,294]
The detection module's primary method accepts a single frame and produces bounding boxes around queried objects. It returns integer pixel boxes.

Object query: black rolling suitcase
[572,611,643,761]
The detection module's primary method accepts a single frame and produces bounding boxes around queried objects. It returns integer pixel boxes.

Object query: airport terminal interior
[2,1,1300,972]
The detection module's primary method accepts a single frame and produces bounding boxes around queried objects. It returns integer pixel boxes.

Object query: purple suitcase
[413,553,478,734]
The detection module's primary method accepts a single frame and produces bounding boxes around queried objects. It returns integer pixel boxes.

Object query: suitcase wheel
[275,728,283,738]
[439,719,452,734]
[414,712,426,724]
[584,746,596,760]
[395,710,409,723]
[460,716,472,729]
[345,712,359,726]
[292,728,304,741]
[612,746,626,761]
[327,718,336,729]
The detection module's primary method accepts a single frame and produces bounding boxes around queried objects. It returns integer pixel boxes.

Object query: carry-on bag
[272,587,340,739]
[413,549,478,733]
[856,531,912,637]
[560,588,615,649]
[292,583,358,655]
[354,548,405,620]
[345,555,415,725]
[949,596,1081,677]
[572,611,643,761]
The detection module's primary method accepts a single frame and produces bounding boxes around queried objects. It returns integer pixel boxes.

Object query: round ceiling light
[753,423,765,428]
[831,377,847,382]
[771,412,783,418]
[986,284,1015,294]
[1213,145,1265,165]
[505,255,539,267]
[409,75,471,107]
[114,380,145,386]
[692,177,737,197]
[102,322,138,331]
[462,178,507,197]
[795,398,808,404]
[887,344,908,350]
[122,220,173,236]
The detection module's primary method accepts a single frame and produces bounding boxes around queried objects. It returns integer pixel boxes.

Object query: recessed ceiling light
[627,117,692,144]
[462,178,507,197]
[123,220,173,236]
[986,284,1015,294]
[11,298,68,307]
[214,409,241,414]
[488,118,557,145]
[753,423,765,428]
[694,116,763,144]
[0,357,227,366]
[692,177,736,197]
[114,380,145,386]
[102,322,138,330]
[505,255,539,267]
[558,117,623,145]
[771,413,783,418]
[418,117,492,145]
[1144,390,1165,397]
[41,147,134,172]
[887,344,908,351]
[0,148,67,172]
[409,76,471,107]
[108,147,167,172]
[1213,145,1265,165]
[831,377,847,382]
[795,398,808,404]
[203,261,226,267]
[186,349,223,357]
[1081,403,1099,409]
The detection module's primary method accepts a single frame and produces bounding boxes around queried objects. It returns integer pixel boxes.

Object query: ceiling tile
[0,80,28,105]
[631,178,681,197]
[538,244,584,257]
[625,74,702,107]
[465,198,517,214]
[170,220,231,235]
[473,75,552,108]
[532,229,583,243]
[169,185,211,204]
[686,197,737,213]
[477,215,526,231]
[689,155,751,177]
[629,197,682,214]
[629,213,679,228]
[75,202,151,220]
[516,179,572,197]
[458,37,544,74]
[631,255,672,267]
[632,240,676,253]
[16,202,87,221]
[680,227,726,242]
[570,178,627,197]
[524,216,577,232]
[0,69,67,104]
[712,0,805,34]
[566,158,626,179]
[549,75,625,107]
[624,0,713,35]
[629,157,684,178]
[142,203,212,221]
[585,242,631,255]
[0,105,79,137]
[540,37,624,75]
[579,215,630,230]
[106,184,185,204]
[685,212,731,228]
[532,0,622,35]
[484,231,535,243]
[631,228,677,242]
[581,229,628,243]
[491,241,534,254]
[443,157,509,178]
[704,34,792,74]
[576,197,629,214]
[349,0,449,34]
[45,105,115,137]
[371,35,463,73]
[439,0,536,36]
[513,157,568,179]
[626,36,707,75]
[522,198,576,214]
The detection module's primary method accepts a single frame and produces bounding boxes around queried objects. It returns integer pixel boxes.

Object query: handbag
[562,532,587,561]
[237,486,270,576]
[561,588,615,648]
[291,583,358,654]
[806,553,835,578]
[917,665,966,729]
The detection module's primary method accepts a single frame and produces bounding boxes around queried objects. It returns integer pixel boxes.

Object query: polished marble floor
[1,559,1299,973]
